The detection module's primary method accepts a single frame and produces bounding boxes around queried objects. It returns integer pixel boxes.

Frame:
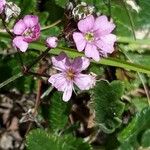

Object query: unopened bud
[72,2,94,20]
[46,37,58,48]
[5,2,21,22]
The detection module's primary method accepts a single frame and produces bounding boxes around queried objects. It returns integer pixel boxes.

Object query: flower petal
[48,73,67,91]
[94,15,115,36]
[0,0,6,14]
[96,34,116,53]
[73,32,86,52]
[72,57,90,72]
[51,52,70,71]
[74,73,95,90]
[13,36,28,52]
[63,82,73,102]
[48,73,73,102]
[23,15,39,28]
[78,15,94,33]
[13,19,26,35]
[85,43,100,61]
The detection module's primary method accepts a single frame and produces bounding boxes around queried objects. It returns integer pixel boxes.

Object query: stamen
[24,28,32,37]
[85,32,94,42]
[66,68,75,80]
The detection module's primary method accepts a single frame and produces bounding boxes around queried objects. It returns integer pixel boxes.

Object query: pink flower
[73,15,116,61]
[46,37,58,48]
[48,53,95,102]
[0,0,6,14]
[13,15,40,52]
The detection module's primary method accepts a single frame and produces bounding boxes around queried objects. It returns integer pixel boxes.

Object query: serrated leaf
[26,129,92,150]
[118,107,150,147]
[48,91,71,131]
[92,80,125,133]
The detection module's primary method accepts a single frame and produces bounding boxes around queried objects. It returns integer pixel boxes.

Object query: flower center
[66,68,75,80]
[24,28,32,37]
[85,32,94,42]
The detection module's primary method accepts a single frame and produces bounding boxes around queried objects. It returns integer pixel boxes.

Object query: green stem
[0,72,23,89]
[1,32,150,75]
[41,19,61,31]
[29,43,150,75]
[117,36,150,45]
[0,28,149,45]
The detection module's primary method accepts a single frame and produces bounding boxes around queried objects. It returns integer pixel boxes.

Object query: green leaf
[125,52,150,68]
[141,129,150,148]
[48,91,71,131]
[89,64,104,75]
[136,0,150,28]
[0,72,23,89]
[0,52,37,92]
[92,0,150,37]
[91,80,125,133]
[44,0,64,23]
[118,107,150,148]
[20,0,37,15]
[132,98,148,112]
[118,142,134,150]
[26,129,92,150]
[55,0,69,8]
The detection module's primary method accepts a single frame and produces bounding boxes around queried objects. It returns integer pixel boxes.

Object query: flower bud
[5,2,21,22]
[46,37,58,48]
[72,2,94,20]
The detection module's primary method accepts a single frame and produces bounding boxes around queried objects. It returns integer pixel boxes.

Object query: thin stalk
[24,48,51,73]
[0,72,23,89]
[27,71,50,78]
[122,0,136,40]
[1,16,24,68]
[30,43,150,75]
[1,16,14,37]
[40,86,54,99]
[41,19,61,31]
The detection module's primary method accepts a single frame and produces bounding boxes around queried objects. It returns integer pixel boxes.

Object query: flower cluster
[0,1,117,101]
